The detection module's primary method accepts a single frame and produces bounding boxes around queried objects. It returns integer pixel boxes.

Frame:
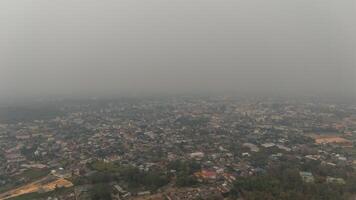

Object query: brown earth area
[0,176,73,200]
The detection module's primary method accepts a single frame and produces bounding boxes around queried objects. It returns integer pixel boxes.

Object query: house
[190,152,204,160]
[243,143,260,152]
[326,177,346,184]
[137,191,151,196]
[261,143,275,148]
[195,170,217,180]
[300,171,314,183]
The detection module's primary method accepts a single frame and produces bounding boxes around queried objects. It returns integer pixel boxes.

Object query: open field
[5,187,72,200]
[0,169,50,194]
[310,134,353,147]
[315,136,351,144]
[0,176,73,200]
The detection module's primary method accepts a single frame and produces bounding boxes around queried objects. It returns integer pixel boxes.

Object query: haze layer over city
[0,0,355,101]
[0,1,355,200]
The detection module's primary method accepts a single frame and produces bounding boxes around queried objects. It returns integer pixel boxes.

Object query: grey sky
[0,0,355,99]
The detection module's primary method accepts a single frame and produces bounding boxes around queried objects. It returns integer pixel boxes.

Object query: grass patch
[18,169,50,180]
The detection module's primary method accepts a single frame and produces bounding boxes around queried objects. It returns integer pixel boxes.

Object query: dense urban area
[0,96,356,200]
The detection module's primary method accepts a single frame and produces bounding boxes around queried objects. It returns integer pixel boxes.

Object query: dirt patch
[0,176,73,200]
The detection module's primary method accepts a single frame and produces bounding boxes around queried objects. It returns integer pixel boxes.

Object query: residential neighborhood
[0,97,356,199]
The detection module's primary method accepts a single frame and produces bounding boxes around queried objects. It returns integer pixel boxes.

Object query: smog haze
[0,0,355,100]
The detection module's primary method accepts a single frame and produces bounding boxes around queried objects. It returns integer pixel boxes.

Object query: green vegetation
[90,183,112,200]
[231,165,356,200]
[0,168,51,193]
[20,146,37,160]
[176,175,198,187]
[0,184,16,194]
[91,161,120,173]
[168,160,201,187]
[88,160,169,191]
[168,160,201,175]
[18,169,50,180]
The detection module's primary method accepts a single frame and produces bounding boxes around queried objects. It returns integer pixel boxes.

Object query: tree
[90,183,112,200]
[176,173,198,187]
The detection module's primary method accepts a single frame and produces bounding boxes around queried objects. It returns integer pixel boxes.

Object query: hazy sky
[0,0,355,99]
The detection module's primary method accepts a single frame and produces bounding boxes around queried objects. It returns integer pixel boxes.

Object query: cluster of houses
[0,97,355,199]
